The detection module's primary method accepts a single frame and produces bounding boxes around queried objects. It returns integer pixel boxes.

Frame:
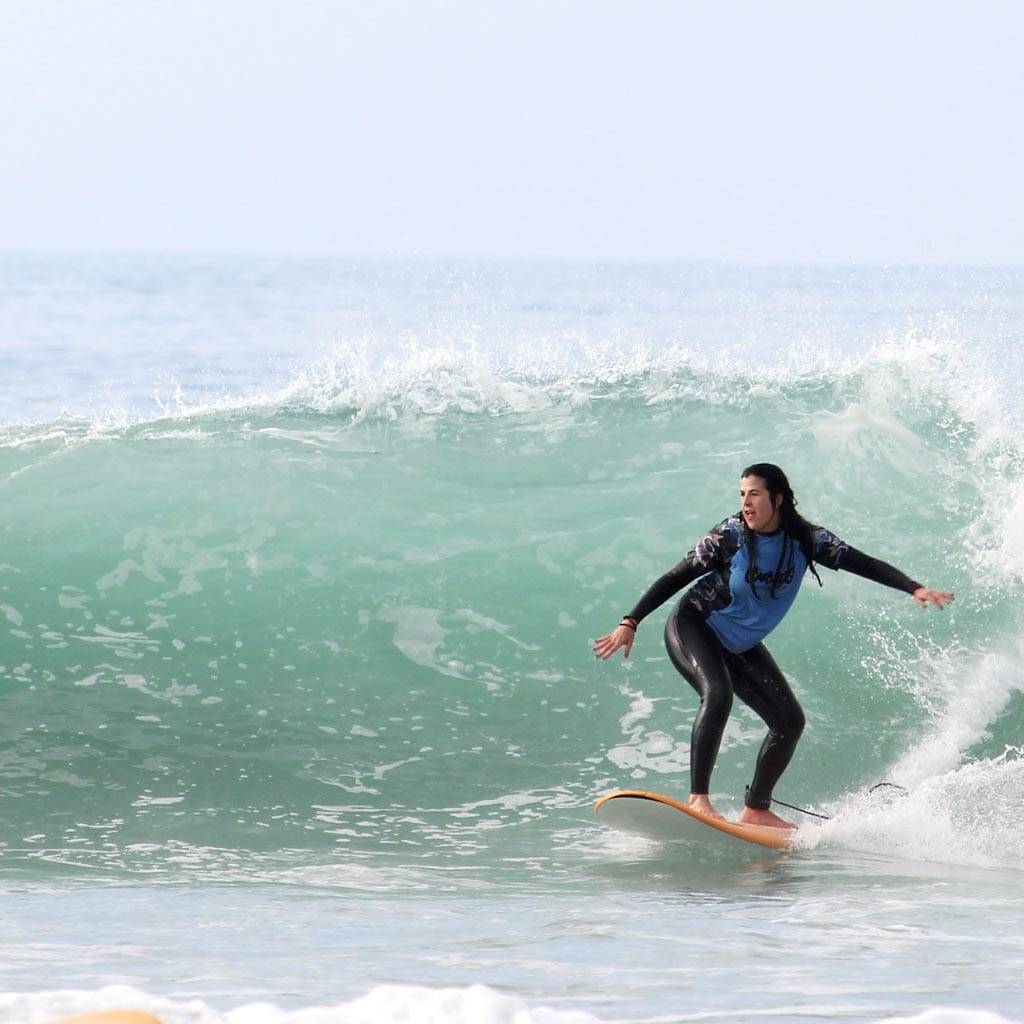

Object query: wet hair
[740,462,823,598]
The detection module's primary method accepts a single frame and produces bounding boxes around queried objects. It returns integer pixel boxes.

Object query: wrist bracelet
[619,619,637,631]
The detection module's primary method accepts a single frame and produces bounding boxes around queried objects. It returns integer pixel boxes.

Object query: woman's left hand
[912,587,954,609]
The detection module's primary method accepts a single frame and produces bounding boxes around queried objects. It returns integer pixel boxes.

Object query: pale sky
[2,0,1022,264]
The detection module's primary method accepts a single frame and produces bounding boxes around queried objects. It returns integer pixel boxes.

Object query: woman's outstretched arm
[593,561,702,660]
[593,518,738,659]
[839,546,954,609]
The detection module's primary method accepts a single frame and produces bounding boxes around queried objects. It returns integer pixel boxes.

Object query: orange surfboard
[48,1013,161,1024]
[595,789,796,850]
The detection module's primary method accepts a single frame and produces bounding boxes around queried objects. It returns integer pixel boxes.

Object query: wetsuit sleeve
[625,520,733,624]
[812,527,922,593]
[836,546,923,595]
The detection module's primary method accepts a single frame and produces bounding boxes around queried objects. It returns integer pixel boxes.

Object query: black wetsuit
[625,513,921,810]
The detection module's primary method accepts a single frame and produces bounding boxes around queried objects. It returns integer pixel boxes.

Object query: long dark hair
[741,462,823,598]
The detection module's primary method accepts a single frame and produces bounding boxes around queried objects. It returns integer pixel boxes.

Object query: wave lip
[2,329,1015,435]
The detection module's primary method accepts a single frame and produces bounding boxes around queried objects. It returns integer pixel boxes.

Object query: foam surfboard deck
[595,789,795,850]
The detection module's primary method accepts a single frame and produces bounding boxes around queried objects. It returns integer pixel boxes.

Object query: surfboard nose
[47,1012,162,1024]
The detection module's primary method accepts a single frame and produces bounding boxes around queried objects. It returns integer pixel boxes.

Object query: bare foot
[738,806,797,830]
[688,794,727,821]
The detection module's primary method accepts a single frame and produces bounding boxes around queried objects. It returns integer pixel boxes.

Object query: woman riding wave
[593,463,954,829]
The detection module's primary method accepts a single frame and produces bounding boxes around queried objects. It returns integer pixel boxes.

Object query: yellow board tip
[48,1012,162,1024]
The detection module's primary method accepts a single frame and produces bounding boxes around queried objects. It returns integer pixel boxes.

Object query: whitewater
[1,255,1023,1024]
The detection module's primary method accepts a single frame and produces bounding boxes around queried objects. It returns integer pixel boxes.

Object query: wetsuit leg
[727,643,806,810]
[663,609,734,795]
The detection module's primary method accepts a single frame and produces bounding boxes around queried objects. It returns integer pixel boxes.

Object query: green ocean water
[2,257,1024,1024]
[2,342,1021,877]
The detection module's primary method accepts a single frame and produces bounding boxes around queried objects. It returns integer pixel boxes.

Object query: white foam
[803,746,1024,870]
[378,604,468,681]
[4,985,1017,1024]
[796,610,1024,869]
[809,401,926,477]
[0,983,604,1024]
[876,1009,1020,1024]
[0,330,1007,441]
[890,643,1024,788]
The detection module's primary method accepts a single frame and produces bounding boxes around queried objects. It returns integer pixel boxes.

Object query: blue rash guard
[705,519,833,653]
[626,513,922,653]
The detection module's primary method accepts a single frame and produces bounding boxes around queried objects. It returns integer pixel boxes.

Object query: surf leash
[769,797,831,821]
[768,782,908,822]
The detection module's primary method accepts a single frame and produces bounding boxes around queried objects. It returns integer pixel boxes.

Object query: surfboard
[48,1013,161,1024]
[594,789,796,850]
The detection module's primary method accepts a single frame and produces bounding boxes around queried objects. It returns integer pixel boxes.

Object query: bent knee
[782,706,806,738]
[699,693,733,723]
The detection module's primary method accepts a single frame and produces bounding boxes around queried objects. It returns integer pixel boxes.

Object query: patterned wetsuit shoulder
[678,513,744,619]
[810,525,849,570]
[624,514,742,625]
[690,514,743,570]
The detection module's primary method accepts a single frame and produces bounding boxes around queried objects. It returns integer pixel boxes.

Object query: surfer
[593,463,953,829]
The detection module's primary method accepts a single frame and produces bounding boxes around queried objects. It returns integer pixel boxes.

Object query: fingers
[592,633,618,659]
[592,627,634,659]
[913,589,955,610]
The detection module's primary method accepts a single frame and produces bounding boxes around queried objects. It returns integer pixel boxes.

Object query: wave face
[3,282,1024,874]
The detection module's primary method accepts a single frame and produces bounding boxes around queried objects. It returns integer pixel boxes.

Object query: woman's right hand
[912,586,955,609]
[593,622,636,660]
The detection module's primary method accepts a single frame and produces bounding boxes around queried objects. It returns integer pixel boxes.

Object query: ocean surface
[1,254,1023,1024]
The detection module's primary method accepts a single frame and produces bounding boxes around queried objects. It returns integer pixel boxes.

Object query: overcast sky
[2,1,1022,264]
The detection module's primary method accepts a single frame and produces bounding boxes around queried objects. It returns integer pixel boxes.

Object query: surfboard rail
[595,788,796,850]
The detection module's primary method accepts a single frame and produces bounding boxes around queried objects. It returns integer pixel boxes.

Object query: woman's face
[740,475,782,532]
